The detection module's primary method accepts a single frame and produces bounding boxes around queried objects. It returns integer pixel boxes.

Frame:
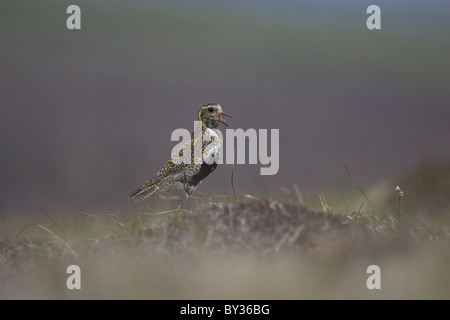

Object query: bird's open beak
[218,112,232,127]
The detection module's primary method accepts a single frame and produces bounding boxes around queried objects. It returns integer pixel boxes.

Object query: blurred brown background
[1,0,449,216]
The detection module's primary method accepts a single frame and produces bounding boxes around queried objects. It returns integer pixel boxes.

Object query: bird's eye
[208,107,214,112]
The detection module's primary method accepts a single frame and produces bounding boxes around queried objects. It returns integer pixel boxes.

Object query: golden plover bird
[130,102,231,212]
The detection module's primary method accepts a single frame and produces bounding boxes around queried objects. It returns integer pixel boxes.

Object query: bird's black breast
[189,162,218,187]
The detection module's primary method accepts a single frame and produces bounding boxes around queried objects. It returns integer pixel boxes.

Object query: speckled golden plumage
[130,102,231,211]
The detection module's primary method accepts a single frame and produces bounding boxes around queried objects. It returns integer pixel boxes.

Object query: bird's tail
[129,178,161,201]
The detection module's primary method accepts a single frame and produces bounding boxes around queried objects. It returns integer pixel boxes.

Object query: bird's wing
[130,159,181,200]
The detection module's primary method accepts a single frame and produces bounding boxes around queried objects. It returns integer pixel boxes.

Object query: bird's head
[197,102,231,129]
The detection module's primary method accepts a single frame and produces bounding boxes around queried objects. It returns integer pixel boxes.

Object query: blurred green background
[1,0,449,216]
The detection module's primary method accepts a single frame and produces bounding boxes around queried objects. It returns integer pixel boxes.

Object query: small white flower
[395,186,404,199]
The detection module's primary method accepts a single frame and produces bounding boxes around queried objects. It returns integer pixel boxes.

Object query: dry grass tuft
[102,200,397,261]
[1,198,448,299]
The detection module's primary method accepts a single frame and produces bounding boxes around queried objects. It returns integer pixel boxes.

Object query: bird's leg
[184,192,192,214]
[183,172,192,214]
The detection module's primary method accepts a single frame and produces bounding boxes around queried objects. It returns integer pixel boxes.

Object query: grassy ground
[1,160,449,299]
